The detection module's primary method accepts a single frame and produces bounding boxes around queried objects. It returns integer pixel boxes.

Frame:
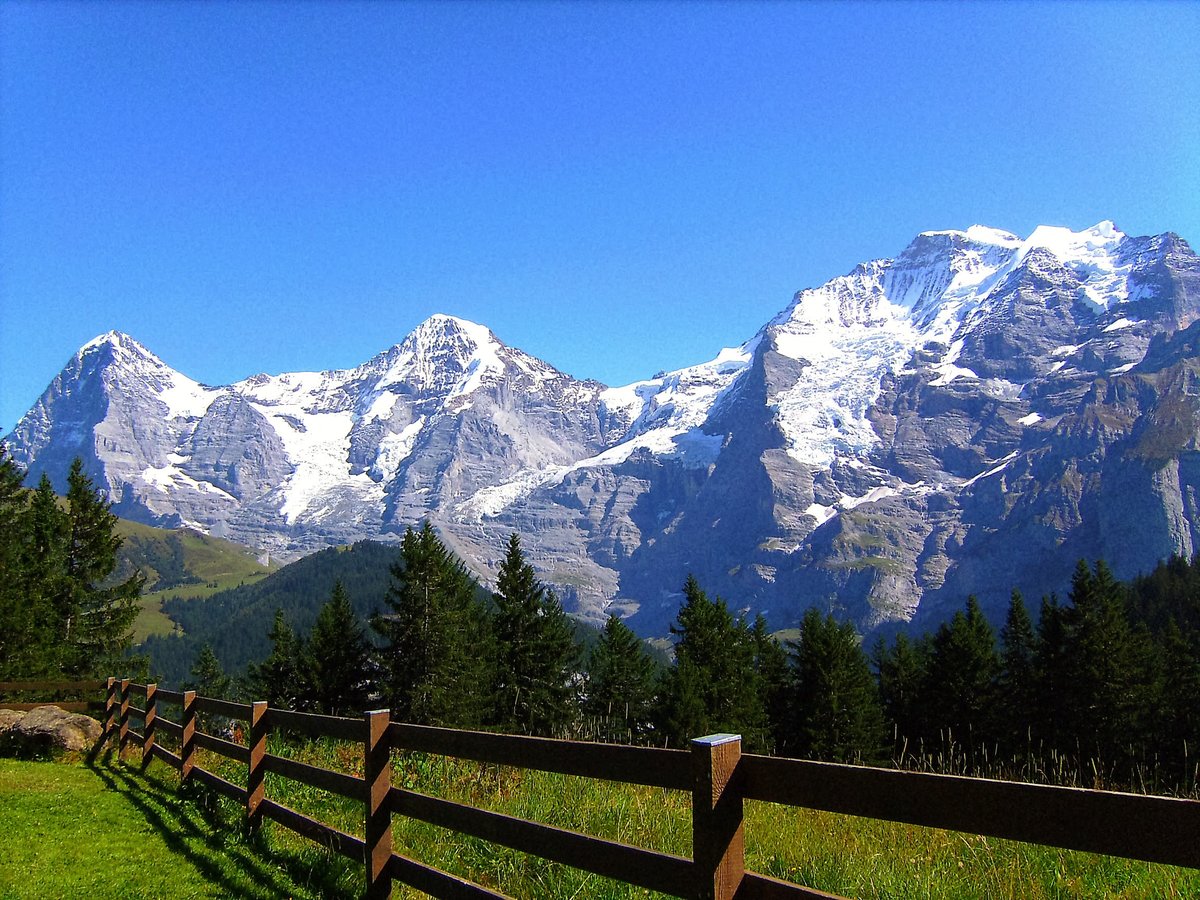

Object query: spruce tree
[492,534,579,736]
[751,613,791,754]
[786,608,884,763]
[306,580,374,716]
[62,459,143,677]
[1061,560,1150,771]
[188,644,232,698]
[997,590,1038,753]
[657,575,766,750]
[584,615,657,743]
[874,631,930,761]
[923,595,999,760]
[0,447,32,679]
[23,475,69,676]
[245,609,306,708]
[373,522,494,727]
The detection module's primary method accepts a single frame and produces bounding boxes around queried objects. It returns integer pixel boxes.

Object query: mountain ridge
[8,222,1200,636]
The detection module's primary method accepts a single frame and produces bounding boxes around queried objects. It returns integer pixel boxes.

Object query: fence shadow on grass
[87,749,354,899]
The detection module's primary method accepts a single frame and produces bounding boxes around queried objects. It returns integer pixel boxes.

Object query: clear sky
[2,1,1197,434]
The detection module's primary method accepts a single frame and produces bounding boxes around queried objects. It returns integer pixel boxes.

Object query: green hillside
[139,541,399,686]
[112,520,277,641]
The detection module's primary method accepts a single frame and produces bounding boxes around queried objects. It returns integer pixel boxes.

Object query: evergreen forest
[4,446,1200,796]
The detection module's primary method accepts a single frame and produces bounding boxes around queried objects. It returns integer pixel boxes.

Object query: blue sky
[2,1,1197,434]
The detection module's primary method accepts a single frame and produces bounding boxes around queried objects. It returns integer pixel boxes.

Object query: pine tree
[750,613,791,754]
[1061,560,1151,771]
[373,522,495,727]
[997,590,1038,753]
[22,475,70,676]
[188,644,232,698]
[786,608,884,763]
[0,447,33,679]
[584,615,658,743]
[1034,593,1070,750]
[305,581,374,716]
[923,595,999,760]
[61,459,143,677]
[656,575,766,750]
[245,609,306,708]
[874,631,930,761]
[492,534,579,736]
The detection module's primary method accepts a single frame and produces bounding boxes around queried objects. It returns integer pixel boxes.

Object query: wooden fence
[0,679,106,713]
[13,678,1200,900]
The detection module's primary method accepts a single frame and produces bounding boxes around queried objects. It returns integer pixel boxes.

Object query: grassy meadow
[3,741,1198,899]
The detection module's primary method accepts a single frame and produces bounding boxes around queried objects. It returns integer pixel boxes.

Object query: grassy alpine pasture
[3,744,1199,899]
[210,739,1200,899]
[0,754,353,899]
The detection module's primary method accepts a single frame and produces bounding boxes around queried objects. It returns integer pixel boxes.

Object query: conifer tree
[62,459,143,677]
[751,613,791,754]
[1034,594,1070,750]
[188,644,232,698]
[584,615,657,743]
[0,447,33,679]
[874,631,929,760]
[786,608,884,763]
[923,595,999,757]
[22,475,69,675]
[996,590,1038,752]
[492,534,579,736]
[1061,560,1150,769]
[245,609,306,708]
[657,575,766,750]
[374,522,494,727]
[306,580,374,716]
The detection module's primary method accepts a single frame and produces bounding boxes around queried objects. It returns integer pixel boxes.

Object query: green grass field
[4,743,1199,899]
[0,754,353,899]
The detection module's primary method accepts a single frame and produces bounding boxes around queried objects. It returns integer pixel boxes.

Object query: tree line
[6,446,1200,794]
[0,447,142,681]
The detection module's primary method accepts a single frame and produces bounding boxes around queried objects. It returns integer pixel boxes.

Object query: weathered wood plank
[365,710,392,900]
[386,852,512,899]
[151,743,183,771]
[262,753,365,800]
[258,799,365,860]
[155,718,183,741]
[247,701,268,830]
[389,787,694,895]
[740,754,1200,869]
[387,723,692,790]
[693,734,744,900]
[194,731,251,764]
[193,696,253,720]
[737,873,849,900]
[0,680,105,692]
[267,707,361,741]
[191,765,248,803]
[153,689,185,705]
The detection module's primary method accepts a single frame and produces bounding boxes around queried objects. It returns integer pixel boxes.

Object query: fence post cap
[691,733,741,747]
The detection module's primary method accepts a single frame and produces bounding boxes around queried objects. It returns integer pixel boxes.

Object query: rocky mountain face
[8,223,1200,636]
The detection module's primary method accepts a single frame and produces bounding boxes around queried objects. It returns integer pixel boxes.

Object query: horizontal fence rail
[0,679,106,713]
[18,678,1200,900]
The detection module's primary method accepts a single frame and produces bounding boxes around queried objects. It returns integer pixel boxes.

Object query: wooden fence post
[118,679,131,759]
[691,733,744,900]
[247,700,268,831]
[104,677,117,746]
[365,709,393,900]
[141,682,157,769]
[180,690,197,783]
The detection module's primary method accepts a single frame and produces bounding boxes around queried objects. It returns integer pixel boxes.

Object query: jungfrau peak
[8,222,1200,635]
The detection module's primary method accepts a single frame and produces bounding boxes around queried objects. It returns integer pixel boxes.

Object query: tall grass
[183,736,1200,899]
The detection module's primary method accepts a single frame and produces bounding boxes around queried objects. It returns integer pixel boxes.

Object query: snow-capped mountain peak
[9,221,1198,640]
